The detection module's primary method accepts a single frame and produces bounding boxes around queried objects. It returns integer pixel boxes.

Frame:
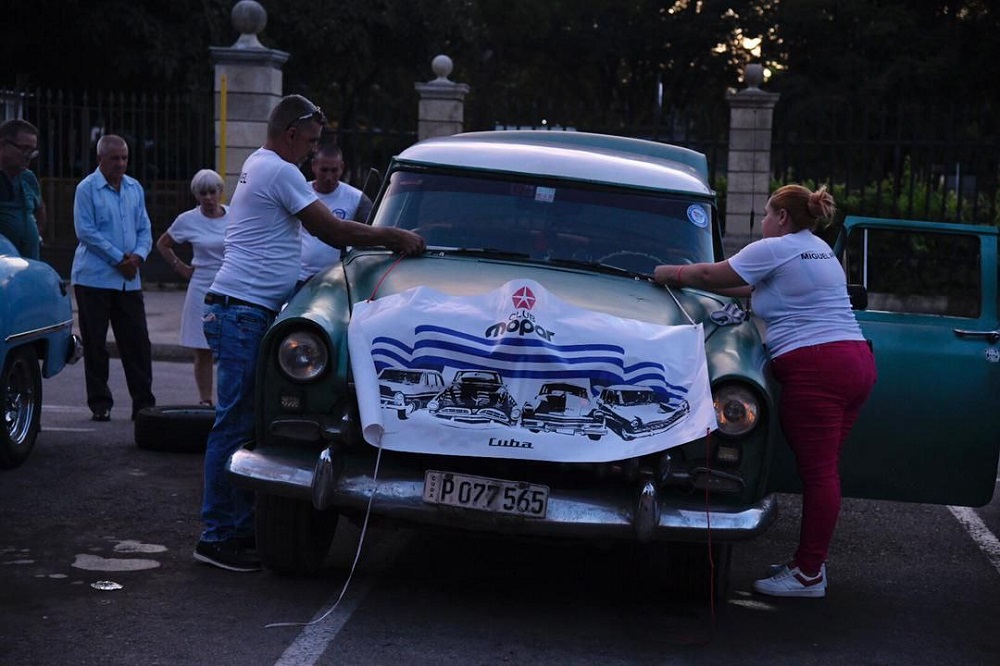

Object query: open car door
[768,216,1000,507]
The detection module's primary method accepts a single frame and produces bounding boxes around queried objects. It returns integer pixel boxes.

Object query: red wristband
[675,266,685,285]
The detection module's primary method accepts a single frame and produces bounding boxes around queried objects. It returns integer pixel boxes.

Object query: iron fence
[10,87,214,250]
[773,98,1000,226]
[9,84,999,280]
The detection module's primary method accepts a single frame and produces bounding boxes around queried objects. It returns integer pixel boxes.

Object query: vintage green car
[228,130,1000,596]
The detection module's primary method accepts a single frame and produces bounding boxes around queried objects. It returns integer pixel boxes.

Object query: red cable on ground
[703,427,716,636]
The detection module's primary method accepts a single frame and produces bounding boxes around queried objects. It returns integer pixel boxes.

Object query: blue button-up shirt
[71,168,152,291]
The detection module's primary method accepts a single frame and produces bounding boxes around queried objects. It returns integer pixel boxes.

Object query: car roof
[393,130,713,196]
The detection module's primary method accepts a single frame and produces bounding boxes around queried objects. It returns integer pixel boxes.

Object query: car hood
[340,251,724,330]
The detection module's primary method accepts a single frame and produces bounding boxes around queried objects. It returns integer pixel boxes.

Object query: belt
[204,292,276,316]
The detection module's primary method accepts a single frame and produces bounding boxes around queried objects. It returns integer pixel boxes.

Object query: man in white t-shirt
[297,143,374,288]
[194,94,424,573]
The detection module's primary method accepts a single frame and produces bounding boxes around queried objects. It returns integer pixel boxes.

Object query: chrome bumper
[228,445,777,542]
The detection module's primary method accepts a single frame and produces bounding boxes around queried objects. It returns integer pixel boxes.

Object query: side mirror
[847,284,868,311]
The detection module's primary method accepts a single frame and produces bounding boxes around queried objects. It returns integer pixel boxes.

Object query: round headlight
[277,330,328,381]
[713,383,761,437]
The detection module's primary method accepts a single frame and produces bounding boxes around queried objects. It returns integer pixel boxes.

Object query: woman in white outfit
[156,169,229,405]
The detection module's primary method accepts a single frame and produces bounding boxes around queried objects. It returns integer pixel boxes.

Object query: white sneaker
[768,560,827,584]
[754,565,827,598]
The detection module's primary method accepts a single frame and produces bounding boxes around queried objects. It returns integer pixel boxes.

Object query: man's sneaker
[768,560,827,584]
[753,565,826,598]
[193,539,262,573]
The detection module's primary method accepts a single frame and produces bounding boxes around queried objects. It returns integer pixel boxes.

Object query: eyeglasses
[285,107,327,130]
[3,140,39,160]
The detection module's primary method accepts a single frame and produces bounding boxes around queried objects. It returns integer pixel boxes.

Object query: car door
[767,216,1000,507]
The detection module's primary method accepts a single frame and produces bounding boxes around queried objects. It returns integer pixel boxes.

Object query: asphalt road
[2,359,998,666]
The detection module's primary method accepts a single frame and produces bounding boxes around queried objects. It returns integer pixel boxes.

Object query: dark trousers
[74,285,156,416]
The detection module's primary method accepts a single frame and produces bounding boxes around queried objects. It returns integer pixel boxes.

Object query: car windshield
[542,383,588,398]
[380,369,424,384]
[614,389,656,406]
[373,170,716,275]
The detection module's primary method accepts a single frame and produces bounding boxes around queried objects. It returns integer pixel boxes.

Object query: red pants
[770,340,877,576]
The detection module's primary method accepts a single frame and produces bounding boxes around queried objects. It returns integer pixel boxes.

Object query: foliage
[6,1,999,140]
[779,155,1000,234]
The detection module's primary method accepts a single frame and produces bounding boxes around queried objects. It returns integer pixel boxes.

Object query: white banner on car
[348,279,717,463]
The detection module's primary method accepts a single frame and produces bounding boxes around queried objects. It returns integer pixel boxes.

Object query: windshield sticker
[986,348,1000,363]
[686,204,708,228]
[535,187,556,203]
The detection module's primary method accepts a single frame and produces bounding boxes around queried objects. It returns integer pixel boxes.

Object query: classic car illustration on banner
[426,369,521,426]
[596,384,690,441]
[520,381,607,440]
[377,367,445,420]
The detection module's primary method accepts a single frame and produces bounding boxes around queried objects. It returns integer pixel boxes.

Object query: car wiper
[545,257,651,279]
[436,247,532,260]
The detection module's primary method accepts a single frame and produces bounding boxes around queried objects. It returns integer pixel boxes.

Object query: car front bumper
[228,443,778,543]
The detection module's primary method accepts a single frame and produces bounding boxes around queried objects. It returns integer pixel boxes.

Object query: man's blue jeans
[200,303,274,543]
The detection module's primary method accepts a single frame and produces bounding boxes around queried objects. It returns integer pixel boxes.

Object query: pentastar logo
[511,286,536,310]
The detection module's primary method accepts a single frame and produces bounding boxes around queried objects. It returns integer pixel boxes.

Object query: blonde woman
[654,184,876,598]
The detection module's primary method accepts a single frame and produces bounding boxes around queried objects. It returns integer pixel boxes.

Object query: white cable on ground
[265,442,385,629]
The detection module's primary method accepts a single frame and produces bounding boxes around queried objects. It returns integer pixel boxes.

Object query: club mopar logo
[484,310,556,341]
[484,286,556,341]
[511,286,536,310]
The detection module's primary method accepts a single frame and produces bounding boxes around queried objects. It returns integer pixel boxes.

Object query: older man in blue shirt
[71,134,156,422]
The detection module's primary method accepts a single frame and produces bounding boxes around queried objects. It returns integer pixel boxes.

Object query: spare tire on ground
[134,405,216,454]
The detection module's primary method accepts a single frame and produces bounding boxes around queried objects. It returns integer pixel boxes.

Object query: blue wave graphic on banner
[371,324,687,398]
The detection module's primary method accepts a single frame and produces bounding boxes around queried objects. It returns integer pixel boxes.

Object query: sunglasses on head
[286,107,327,130]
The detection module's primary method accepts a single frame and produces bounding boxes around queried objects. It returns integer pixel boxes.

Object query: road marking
[43,427,96,432]
[43,405,91,413]
[948,506,1000,576]
[273,580,373,666]
[271,530,411,665]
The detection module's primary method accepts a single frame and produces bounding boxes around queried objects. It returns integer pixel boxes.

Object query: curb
[106,341,192,364]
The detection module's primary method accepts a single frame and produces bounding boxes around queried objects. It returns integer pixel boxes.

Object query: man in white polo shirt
[296,143,374,291]
[194,95,424,573]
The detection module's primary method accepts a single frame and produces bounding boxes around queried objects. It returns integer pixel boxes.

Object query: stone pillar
[723,64,780,255]
[414,55,470,141]
[208,0,289,197]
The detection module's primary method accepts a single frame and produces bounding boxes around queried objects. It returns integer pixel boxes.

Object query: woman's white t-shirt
[727,230,865,358]
[165,205,228,348]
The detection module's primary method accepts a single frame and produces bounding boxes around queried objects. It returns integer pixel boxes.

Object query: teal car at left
[1,236,82,468]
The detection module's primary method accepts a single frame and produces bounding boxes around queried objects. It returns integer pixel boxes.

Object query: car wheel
[133,405,216,454]
[629,541,732,603]
[587,433,602,441]
[256,492,339,576]
[1,348,42,470]
[398,401,416,420]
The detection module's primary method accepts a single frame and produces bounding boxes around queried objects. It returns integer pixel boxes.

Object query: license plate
[423,470,548,518]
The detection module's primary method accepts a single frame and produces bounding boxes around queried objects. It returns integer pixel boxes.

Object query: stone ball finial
[745,63,764,89]
[232,0,267,49]
[431,55,454,83]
